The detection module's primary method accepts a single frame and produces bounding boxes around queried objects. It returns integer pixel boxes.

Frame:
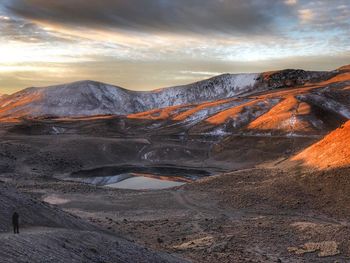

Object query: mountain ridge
[0,67,338,119]
[0,73,260,118]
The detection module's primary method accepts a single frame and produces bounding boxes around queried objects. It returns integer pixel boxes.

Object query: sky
[0,0,350,94]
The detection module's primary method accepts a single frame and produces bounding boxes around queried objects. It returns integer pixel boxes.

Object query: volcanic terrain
[1,65,350,262]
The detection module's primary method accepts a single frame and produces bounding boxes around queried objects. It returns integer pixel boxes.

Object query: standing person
[12,212,19,234]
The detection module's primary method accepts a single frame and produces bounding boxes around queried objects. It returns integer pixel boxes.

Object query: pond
[106,175,186,190]
[67,165,213,190]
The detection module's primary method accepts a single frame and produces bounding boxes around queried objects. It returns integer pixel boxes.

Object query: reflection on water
[81,174,130,185]
[107,176,185,190]
[70,172,189,190]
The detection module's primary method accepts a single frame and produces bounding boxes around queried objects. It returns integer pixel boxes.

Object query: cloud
[0,0,349,94]
[294,1,350,34]
[0,14,77,44]
[0,15,10,20]
[5,0,292,36]
[285,0,298,6]
[298,9,314,23]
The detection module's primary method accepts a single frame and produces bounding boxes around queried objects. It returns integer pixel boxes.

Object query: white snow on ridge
[297,94,350,120]
[227,74,259,93]
[137,73,259,111]
[0,74,260,118]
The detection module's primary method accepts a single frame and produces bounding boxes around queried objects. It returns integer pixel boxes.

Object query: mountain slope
[2,66,350,140]
[0,69,333,119]
[125,66,349,137]
[0,74,260,119]
[0,182,186,263]
[292,120,350,169]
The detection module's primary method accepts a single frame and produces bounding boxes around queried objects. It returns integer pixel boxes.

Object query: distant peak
[338,64,350,71]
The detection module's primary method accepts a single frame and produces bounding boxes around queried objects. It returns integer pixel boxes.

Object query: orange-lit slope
[127,98,236,122]
[204,99,271,125]
[127,104,192,120]
[0,91,44,120]
[172,99,234,121]
[246,96,324,135]
[321,72,350,84]
[188,98,279,134]
[293,121,350,169]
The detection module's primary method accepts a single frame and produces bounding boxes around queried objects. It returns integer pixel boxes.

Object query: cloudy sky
[0,0,349,94]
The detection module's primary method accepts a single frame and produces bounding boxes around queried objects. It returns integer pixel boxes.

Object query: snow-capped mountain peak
[0,68,336,119]
[0,73,261,118]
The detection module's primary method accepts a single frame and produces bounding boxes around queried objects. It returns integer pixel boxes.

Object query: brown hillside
[293,120,350,169]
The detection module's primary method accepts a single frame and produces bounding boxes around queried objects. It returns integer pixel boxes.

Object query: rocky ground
[0,181,186,263]
[8,166,350,263]
[1,126,350,262]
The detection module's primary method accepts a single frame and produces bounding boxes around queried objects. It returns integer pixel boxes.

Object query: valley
[1,65,350,262]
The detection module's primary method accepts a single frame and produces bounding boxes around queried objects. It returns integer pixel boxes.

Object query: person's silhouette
[12,212,19,234]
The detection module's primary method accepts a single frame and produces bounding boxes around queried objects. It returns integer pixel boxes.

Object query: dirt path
[172,187,342,226]
[172,188,245,220]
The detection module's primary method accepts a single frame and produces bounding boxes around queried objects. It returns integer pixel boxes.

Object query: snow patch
[297,94,350,119]
[0,74,260,118]
[51,126,66,135]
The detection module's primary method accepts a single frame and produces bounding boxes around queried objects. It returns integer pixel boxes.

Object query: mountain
[127,67,349,137]
[2,65,350,142]
[0,75,258,119]
[0,69,333,119]
[292,120,350,169]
